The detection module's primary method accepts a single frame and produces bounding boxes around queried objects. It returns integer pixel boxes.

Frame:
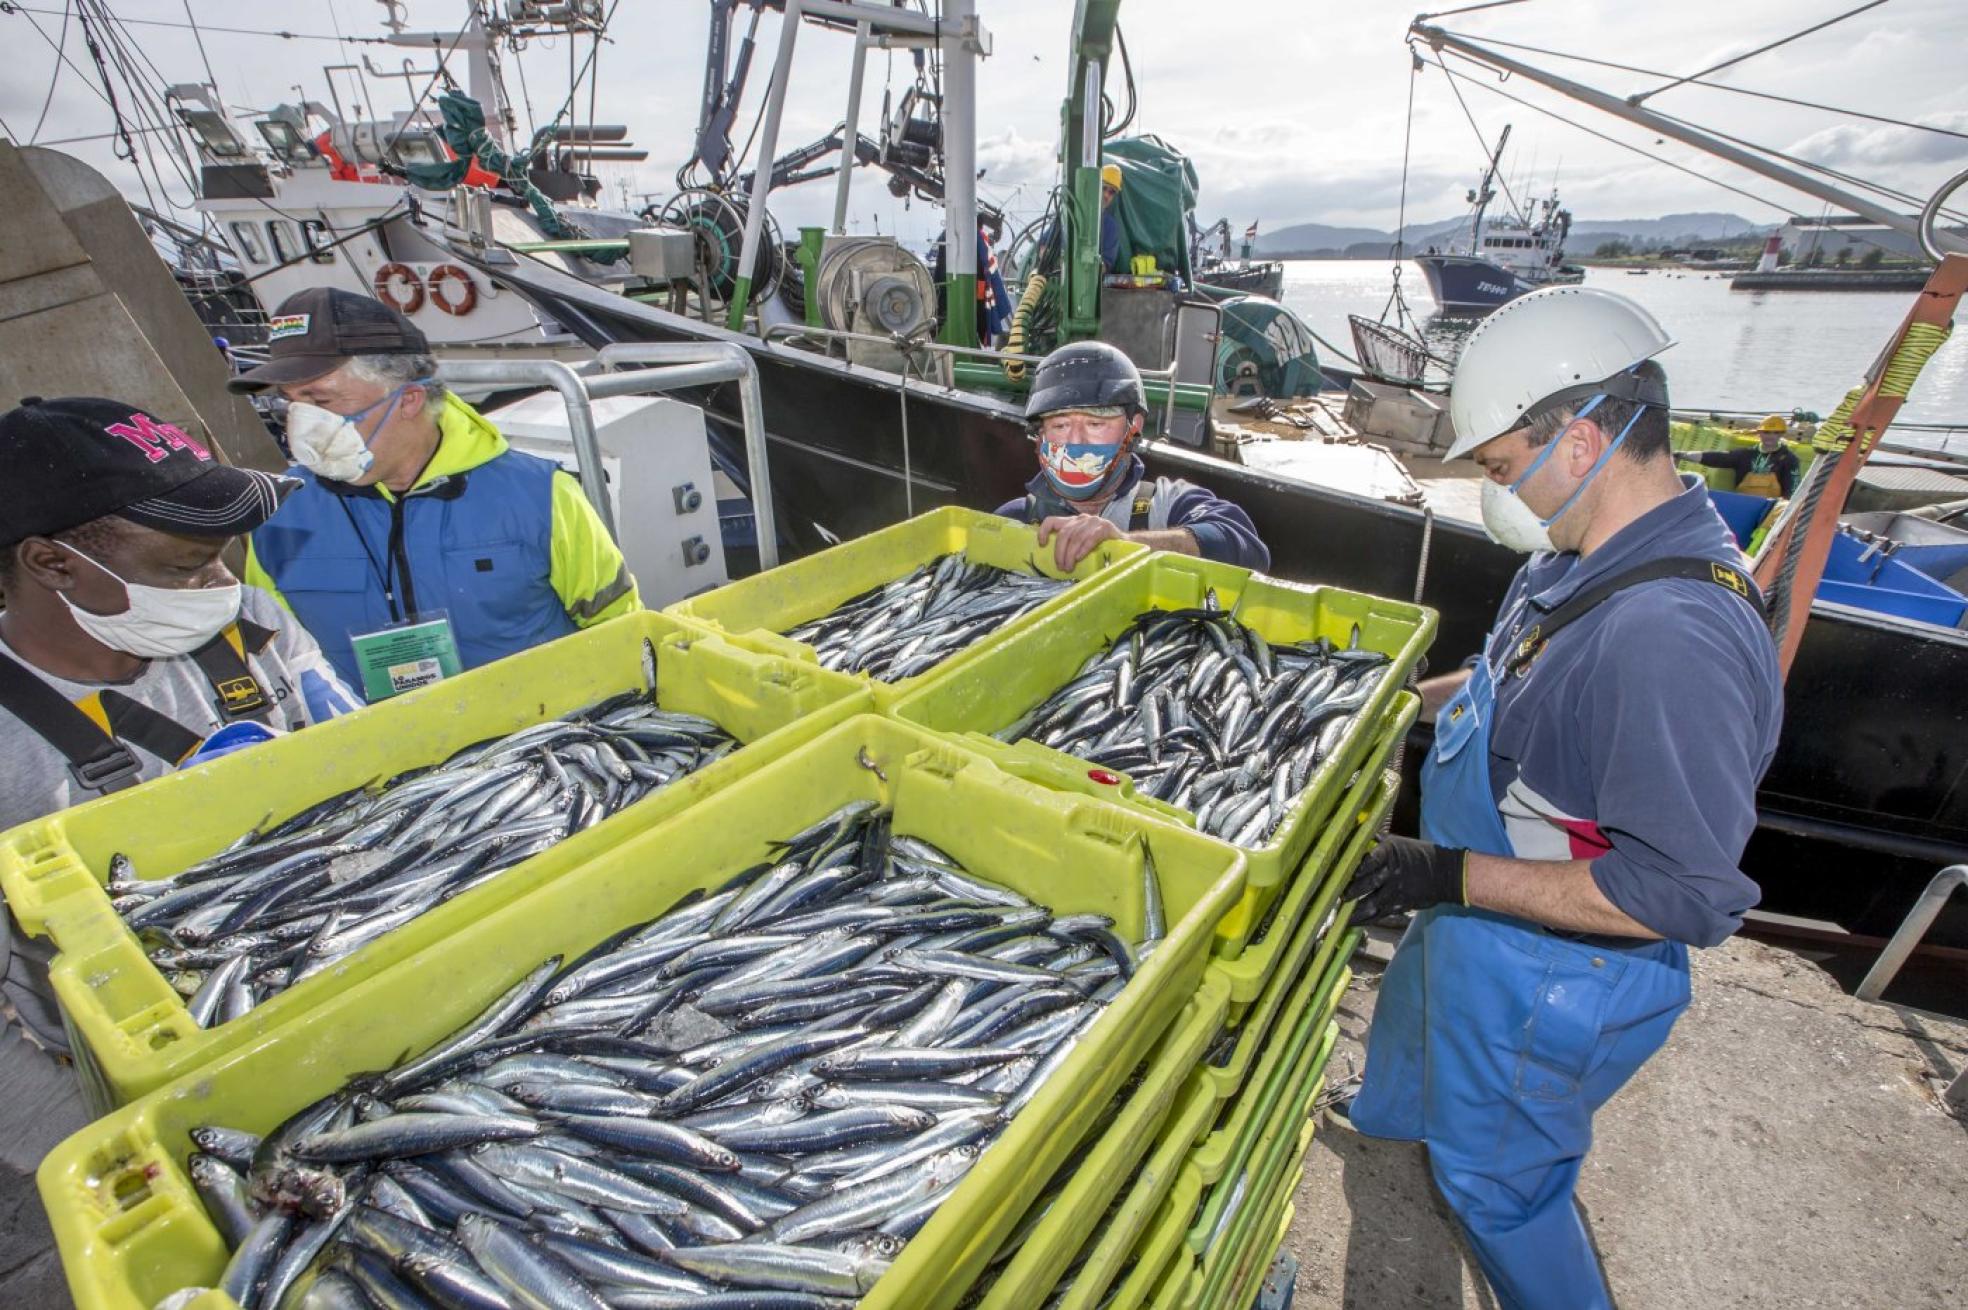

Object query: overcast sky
[5,0,1964,244]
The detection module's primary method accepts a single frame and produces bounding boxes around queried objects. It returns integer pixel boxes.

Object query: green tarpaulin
[1104,135,1198,281]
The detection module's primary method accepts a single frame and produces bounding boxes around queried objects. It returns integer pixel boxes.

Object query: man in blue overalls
[1342,286,1784,1309]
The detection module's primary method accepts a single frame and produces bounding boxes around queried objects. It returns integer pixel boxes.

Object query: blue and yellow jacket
[245,393,639,691]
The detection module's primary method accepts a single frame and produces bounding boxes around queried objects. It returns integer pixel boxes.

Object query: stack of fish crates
[23,510,1435,1310]
[888,551,1433,1309]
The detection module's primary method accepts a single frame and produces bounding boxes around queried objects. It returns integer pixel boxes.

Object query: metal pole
[1855,864,1966,1002]
[435,359,613,537]
[591,343,780,570]
[1413,23,1968,256]
[727,0,803,330]
[938,0,980,348]
[833,23,871,235]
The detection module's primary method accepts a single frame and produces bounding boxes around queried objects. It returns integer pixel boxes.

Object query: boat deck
[1208,393,1488,525]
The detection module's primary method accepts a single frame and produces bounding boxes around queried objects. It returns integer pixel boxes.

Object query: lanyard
[336,495,411,623]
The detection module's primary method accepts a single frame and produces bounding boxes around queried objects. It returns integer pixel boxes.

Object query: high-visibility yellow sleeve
[240,537,294,614]
[548,470,641,626]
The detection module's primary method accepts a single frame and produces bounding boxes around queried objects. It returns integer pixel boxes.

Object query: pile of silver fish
[996,595,1391,845]
[183,803,1158,1309]
[786,554,1071,681]
[112,687,738,1028]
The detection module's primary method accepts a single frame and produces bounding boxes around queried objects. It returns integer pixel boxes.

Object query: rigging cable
[2,4,391,42]
[1434,30,1968,140]
[181,0,217,87]
[383,0,482,155]
[1437,46,1528,225]
[1629,0,1891,106]
[1434,57,1813,221]
[1105,24,1137,139]
[1380,45,1423,333]
[26,0,71,143]
[1647,106,1968,226]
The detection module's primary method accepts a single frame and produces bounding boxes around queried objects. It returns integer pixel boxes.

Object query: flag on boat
[1245,220,1259,240]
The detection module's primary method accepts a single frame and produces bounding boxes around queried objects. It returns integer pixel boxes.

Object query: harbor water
[1278,260,1968,447]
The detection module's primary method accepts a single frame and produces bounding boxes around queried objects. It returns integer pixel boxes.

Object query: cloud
[1785,111,1968,169]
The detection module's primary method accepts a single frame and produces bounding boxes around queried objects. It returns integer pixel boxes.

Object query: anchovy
[105,692,738,1028]
[784,555,1073,681]
[178,806,1130,1309]
[1002,606,1390,844]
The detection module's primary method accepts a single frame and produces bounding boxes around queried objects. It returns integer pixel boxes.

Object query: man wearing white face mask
[232,288,639,700]
[1334,287,1783,1310]
[0,396,358,1302]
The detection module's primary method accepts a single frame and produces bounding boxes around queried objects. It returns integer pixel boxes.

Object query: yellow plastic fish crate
[1049,1074,1221,1310]
[0,613,869,1110]
[1205,1151,1305,1310]
[887,553,1436,953]
[1198,775,1392,1109]
[1112,1167,1204,1310]
[975,971,1231,1310]
[1221,1199,1297,1310]
[665,505,1145,708]
[1195,1065,1331,1310]
[37,715,1246,1310]
[1188,940,1358,1193]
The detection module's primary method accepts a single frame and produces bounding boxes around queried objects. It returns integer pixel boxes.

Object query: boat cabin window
[228,222,267,265]
[266,221,301,264]
[299,219,338,264]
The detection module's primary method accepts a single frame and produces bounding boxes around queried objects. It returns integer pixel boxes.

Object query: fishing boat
[1414,125,1584,314]
[65,0,1968,951]
[1190,219,1285,298]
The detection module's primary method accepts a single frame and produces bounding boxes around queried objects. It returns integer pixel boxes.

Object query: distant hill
[1252,211,1769,258]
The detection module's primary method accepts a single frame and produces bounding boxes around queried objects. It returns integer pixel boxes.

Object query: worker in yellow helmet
[1099,163,1125,272]
[1677,414,1799,498]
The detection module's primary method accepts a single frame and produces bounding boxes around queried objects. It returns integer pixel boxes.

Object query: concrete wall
[0,142,284,471]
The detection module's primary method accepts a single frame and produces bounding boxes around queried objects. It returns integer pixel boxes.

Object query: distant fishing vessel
[1415,124,1582,314]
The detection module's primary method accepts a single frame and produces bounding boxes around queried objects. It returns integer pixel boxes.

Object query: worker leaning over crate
[231,287,640,702]
[1335,287,1784,1310]
[0,395,359,1303]
[998,341,1271,573]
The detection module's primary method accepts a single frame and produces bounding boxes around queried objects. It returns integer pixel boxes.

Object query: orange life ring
[427,264,479,316]
[372,262,424,314]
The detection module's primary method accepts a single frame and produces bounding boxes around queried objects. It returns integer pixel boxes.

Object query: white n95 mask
[282,381,426,483]
[1479,478,1557,555]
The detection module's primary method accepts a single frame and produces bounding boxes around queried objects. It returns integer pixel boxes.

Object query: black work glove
[1343,835,1467,923]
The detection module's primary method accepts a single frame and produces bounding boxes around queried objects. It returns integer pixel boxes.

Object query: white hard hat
[1444,286,1674,462]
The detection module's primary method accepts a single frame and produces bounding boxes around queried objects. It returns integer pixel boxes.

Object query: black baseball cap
[228,286,431,394]
[0,397,296,547]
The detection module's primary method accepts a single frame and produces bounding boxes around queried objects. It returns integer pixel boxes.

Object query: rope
[1810,322,1953,453]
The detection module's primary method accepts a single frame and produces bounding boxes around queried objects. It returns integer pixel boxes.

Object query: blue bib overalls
[1350,622,1692,1310]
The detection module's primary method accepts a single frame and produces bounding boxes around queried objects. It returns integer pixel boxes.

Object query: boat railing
[438,341,779,568]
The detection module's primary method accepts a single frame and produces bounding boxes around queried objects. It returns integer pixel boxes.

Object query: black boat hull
[488,256,1968,949]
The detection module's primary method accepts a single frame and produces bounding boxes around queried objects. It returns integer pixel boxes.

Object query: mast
[1412,23,1968,256]
[1468,122,1510,255]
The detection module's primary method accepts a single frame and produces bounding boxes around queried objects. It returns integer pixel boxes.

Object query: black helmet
[1024,341,1146,420]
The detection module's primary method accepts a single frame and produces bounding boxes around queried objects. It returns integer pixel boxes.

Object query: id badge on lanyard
[349,610,463,700]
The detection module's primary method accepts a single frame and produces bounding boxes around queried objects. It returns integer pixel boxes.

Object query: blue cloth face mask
[1038,439,1129,501]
